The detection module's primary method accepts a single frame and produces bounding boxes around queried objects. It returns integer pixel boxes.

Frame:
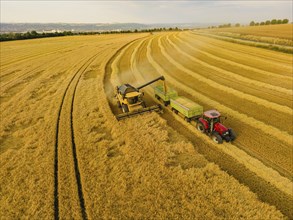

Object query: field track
[0,30,292,219]
[54,53,101,219]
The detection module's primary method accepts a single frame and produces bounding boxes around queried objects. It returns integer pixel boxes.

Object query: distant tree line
[207,18,289,29]
[0,30,75,41]
[250,19,289,26]
[0,27,181,42]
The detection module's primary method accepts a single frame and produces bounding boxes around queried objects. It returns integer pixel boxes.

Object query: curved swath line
[146,37,292,146]
[177,33,292,81]
[110,39,138,78]
[145,35,293,196]
[158,36,292,116]
[54,53,99,220]
[130,38,150,74]
[186,32,293,70]
[167,34,292,96]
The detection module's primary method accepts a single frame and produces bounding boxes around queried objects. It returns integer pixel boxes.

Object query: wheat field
[0,27,292,219]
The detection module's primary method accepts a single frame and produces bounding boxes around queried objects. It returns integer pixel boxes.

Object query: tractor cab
[203,110,221,124]
[197,110,236,144]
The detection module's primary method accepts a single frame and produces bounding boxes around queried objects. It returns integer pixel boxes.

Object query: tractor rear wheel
[197,122,205,133]
[212,133,223,144]
[122,104,129,113]
[229,128,236,141]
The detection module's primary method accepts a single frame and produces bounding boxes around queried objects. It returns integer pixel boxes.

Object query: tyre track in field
[177,33,292,82]
[158,35,292,116]
[146,36,293,172]
[54,52,100,220]
[115,33,293,218]
[167,34,292,97]
[188,32,293,68]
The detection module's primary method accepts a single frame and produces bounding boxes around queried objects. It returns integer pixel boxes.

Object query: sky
[0,1,292,24]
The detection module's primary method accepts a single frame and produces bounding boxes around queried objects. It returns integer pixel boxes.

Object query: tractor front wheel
[212,133,223,144]
[229,128,236,141]
[197,122,206,133]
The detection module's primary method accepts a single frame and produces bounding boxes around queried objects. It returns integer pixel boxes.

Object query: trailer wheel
[185,117,191,123]
[212,133,223,144]
[228,128,236,141]
[172,108,178,114]
[122,104,129,113]
[197,122,205,133]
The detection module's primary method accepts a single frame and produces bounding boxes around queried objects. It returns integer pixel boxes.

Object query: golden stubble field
[0,26,292,219]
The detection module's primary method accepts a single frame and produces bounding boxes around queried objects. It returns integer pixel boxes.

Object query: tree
[271,19,277,24]
[277,19,282,24]
[260,22,265,25]
[250,21,255,26]
[31,30,38,36]
[255,22,260,26]
[235,23,240,27]
[282,19,289,24]
[265,20,271,25]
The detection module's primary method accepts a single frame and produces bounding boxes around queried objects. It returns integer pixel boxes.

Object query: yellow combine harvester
[115,76,165,120]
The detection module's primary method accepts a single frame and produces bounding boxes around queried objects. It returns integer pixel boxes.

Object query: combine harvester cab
[197,110,236,144]
[115,76,165,121]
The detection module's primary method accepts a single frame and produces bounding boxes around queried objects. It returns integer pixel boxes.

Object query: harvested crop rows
[0,30,292,219]
[105,31,292,217]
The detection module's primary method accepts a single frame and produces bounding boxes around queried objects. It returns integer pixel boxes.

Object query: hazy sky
[1,1,292,24]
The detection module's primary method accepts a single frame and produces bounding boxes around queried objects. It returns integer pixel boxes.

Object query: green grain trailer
[154,85,178,106]
[170,96,203,122]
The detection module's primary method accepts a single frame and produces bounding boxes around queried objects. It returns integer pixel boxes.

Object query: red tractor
[196,110,236,144]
